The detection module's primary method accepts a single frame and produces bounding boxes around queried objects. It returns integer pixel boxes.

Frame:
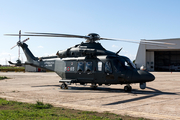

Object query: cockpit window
[85,62,93,73]
[105,61,112,73]
[113,59,124,72]
[125,61,130,67]
[122,57,136,69]
[77,62,84,73]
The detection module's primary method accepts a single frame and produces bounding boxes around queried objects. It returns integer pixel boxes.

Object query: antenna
[116,48,123,55]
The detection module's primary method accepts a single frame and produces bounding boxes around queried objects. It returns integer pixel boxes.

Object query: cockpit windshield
[123,57,136,69]
[113,57,136,72]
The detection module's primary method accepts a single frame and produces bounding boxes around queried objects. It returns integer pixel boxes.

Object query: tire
[124,86,129,92]
[128,86,132,91]
[90,85,97,89]
[60,83,67,89]
[124,86,132,92]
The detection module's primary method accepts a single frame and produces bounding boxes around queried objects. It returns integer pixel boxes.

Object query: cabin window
[98,61,102,71]
[77,62,84,73]
[85,62,93,73]
[105,61,112,73]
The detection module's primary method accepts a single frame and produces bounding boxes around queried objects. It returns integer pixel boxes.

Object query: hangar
[135,38,180,71]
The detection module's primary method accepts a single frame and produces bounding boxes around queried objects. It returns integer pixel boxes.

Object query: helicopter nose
[132,70,155,82]
[138,70,155,82]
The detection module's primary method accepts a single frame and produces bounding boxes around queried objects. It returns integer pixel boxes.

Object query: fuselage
[34,55,155,85]
[20,42,155,85]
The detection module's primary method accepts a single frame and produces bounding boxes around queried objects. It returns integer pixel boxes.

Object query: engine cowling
[56,48,97,58]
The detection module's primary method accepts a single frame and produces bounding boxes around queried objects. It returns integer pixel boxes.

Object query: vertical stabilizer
[21,43,38,63]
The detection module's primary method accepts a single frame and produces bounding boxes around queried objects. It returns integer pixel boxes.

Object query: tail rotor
[10,30,30,63]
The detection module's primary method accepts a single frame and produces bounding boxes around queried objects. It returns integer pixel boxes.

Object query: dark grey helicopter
[5,31,174,92]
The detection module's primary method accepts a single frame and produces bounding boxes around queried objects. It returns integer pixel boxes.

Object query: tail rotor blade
[11,38,29,50]
[19,30,21,42]
[18,46,20,59]
[22,38,29,43]
[11,44,18,49]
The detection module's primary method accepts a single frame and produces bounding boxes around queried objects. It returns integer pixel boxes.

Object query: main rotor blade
[5,33,90,39]
[100,37,175,45]
[100,38,142,44]
[140,39,176,45]
[137,42,175,47]
[25,32,90,39]
[5,32,176,46]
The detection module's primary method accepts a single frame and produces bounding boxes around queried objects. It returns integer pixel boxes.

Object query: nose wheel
[60,83,68,89]
[124,85,132,92]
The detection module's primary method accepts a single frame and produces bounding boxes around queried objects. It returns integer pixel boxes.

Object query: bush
[33,101,53,109]
[0,76,8,80]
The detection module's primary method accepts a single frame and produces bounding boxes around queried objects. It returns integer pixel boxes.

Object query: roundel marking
[67,67,70,71]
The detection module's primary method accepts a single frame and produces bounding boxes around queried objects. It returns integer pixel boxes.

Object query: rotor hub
[87,33,100,42]
[17,41,22,46]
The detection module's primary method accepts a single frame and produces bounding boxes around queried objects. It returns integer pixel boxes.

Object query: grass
[0,66,25,72]
[0,66,25,69]
[0,76,8,80]
[33,101,53,109]
[0,98,149,120]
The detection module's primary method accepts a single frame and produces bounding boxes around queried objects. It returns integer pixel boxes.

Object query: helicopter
[5,31,175,92]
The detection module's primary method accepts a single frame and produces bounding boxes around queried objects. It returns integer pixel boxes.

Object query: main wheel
[128,86,132,91]
[124,85,132,92]
[90,83,97,89]
[124,86,129,92]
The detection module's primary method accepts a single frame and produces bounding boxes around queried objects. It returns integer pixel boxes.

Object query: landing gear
[140,82,146,89]
[90,83,98,89]
[60,83,68,89]
[124,85,132,92]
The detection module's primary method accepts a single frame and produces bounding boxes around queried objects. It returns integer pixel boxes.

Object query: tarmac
[0,72,180,120]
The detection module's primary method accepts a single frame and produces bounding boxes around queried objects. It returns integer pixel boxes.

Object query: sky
[1,0,180,65]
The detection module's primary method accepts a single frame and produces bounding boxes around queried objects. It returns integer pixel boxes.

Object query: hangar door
[154,51,180,71]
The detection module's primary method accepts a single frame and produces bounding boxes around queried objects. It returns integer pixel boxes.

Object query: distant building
[135,38,180,71]
[25,65,43,72]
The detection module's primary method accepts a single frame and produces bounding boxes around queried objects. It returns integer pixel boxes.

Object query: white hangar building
[135,38,180,71]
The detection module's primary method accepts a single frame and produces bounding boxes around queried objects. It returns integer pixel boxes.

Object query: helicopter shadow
[31,85,180,95]
[31,85,180,104]
[64,86,124,93]
[32,85,60,88]
[103,87,180,106]
[31,84,124,93]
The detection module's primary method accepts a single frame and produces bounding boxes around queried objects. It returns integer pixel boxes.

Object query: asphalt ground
[0,72,180,120]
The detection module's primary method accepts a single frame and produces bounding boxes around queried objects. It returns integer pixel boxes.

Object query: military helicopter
[5,31,175,92]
